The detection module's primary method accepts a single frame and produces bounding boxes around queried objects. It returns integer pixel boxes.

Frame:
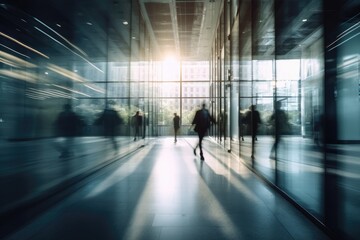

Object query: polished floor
[5,137,330,240]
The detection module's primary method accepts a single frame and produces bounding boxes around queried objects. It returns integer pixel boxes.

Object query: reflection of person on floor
[55,103,84,158]
[95,106,123,151]
[132,111,143,141]
[173,113,180,143]
[191,103,215,161]
[269,101,289,159]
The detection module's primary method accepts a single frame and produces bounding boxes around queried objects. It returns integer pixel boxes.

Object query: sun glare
[162,55,180,81]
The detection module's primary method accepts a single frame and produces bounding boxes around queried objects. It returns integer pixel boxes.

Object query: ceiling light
[302,19,307,22]
[122,21,129,25]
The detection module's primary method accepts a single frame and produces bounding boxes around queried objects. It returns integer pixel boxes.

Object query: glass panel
[275,0,324,219]
[182,61,209,81]
[158,82,180,98]
[251,0,275,181]
[238,0,253,166]
[157,99,181,136]
[74,83,106,98]
[109,62,129,82]
[230,14,240,148]
[333,1,360,237]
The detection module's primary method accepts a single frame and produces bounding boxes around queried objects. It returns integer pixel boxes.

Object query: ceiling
[139,0,223,61]
[0,0,223,63]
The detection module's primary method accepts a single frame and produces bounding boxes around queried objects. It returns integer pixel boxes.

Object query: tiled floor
[6,137,331,240]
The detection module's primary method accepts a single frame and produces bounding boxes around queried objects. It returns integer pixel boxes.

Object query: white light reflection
[152,149,182,205]
[0,32,49,59]
[34,26,102,73]
[47,64,104,93]
[0,69,37,83]
[34,17,88,57]
[327,22,360,51]
[47,63,85,82]
[83,83,104,94]
[0,43,30,59]
[27,88,76,100]
[51,84,91,97]
[0,50,36,68]
[84,147,152,198]
[32,22,102,73]
[123,141,244,240]
[203,148,262,204]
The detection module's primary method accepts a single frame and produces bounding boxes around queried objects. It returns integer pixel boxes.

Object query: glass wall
[275,0,325,220]
[0,0,157,217]
[211,0,360,239]
[324,1,360,238]
[1,0,359,239]
[252,0,276,182]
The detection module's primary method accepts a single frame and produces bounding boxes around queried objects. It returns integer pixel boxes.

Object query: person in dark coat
[269,101,289,159]
[245,104,261,158]
[173,113,181,143]
[132,111,143,141]
[55,103,84,158]
[245,105,261,142]
[95,106,123,150]
[191,103,215,160]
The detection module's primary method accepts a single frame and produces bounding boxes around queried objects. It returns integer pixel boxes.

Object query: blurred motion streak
[34,26,102,73]
[0,44,30,58]
[26,88,76,100]
[33,17,88,57]
[47,63,87,83]
[327,22,360,51]
[0,69,37,83]
[85,147,152,198]
[0,50,36,68]
[51,84,91,97]
[0,32,49,59]
[47,63,105,93]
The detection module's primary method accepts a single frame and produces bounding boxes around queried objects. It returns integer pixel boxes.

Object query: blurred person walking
[245,105,261,158]
[191,103,215,161]
[269,101,289,159]
[132,111,143,141]
[245,105,261,142]
[94,105,123,151]
[173,113,181,143]
[54,103,84,158]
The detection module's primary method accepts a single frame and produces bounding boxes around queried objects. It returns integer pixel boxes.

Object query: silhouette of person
[54,103,84,158]
[173,113,181,142]
[218,110,227,142]
[94,106,123,151]
[132,111,143,141]
[239,111,246,141]
[191,103,215,160]
[142,113,148,139]
[245,105,261,142]
[245,105,261,158]
[269,101,289,159]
